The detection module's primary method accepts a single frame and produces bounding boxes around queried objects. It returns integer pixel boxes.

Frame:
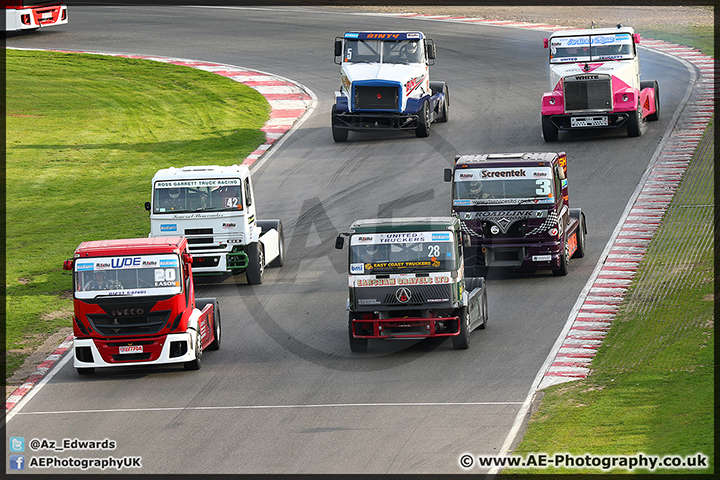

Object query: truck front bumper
[332,111,420,131]
[469,242,563,271]
[544,112,631,130]
[73,331,198,369]
[350,315,461,339]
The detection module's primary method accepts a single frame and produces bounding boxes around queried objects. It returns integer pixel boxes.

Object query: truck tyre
[572,214,586,259]
[437,85,449,123]
[452,306,470,350]
[553,236,570,276]
[542,115,558,142]
[77,367,95,375]
[184,331,203,370]
[331,105,348,142]
[207,301,221,351]
[348,313,368,352]
[246,242,265,285]
[415,100,431,137]
[627,103,642,137]
[641,80,660,121]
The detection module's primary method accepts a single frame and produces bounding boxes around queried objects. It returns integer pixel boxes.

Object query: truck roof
[454,152,564,168]
[343,31,425,40]
[349,217,458,234]
[151,164,250,182]
[73,237,188,258]
[549,26,636,38]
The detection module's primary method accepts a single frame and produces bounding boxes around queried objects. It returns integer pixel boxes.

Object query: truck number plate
[571,116,608,127]
[119,345,143,354]
[42,12,53,19]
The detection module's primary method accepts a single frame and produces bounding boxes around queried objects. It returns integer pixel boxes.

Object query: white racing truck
[541,24,659,140]
[332,31,449,142]
[145,164,283,284]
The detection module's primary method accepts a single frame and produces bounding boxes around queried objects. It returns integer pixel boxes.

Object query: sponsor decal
[350,263,365,274]
[141,260,158,267]
[155,179,240,188]
[432,233,451,241]
[159,259,178,267]
[459,173,474,179]
[481,169,527,178]
[358,298,381,305]
[222,222,237,229]
[532,255,552,262]
[119,345,143,354]
[160,224,177,232]
[76,263,94,271]
[404,74,426,95]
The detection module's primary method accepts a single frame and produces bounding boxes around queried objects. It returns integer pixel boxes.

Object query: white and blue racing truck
[332,31,449,142]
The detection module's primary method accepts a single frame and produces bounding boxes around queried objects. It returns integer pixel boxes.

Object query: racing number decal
[535,179,552,196]
[427,245,440,257]
[225,197,239,209]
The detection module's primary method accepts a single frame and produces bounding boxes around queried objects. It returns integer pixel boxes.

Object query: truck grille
[185,228,213,235]
[354,86,399,111]
[564,76,612,112]
[355,284,452,307]
[86,311,170,336]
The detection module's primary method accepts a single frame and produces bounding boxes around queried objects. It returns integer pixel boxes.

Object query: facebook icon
[9,455,25,470]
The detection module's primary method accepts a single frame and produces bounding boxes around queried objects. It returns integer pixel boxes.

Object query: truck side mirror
[444,168,453,182]
[334,38,342,56]
[427,43,436,60]
[182,253,193,265]
[145,202,151,211]
[335,236,345,249]
[633,33,641,44]
[543,38,549,48]
[462,234,471,248]
[63,259,74,270]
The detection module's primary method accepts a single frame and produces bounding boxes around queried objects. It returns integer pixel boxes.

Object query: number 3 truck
[444,152,587,276]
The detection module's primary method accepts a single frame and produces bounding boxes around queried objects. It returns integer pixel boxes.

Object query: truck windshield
[350,231,455,274]
[344,38,424,64]
[453,167,555,205]
[74,254,182,299]
[549,33,635,63]
[153,179,243,214]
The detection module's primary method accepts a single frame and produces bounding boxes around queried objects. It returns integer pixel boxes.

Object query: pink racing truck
[541,24,659,141]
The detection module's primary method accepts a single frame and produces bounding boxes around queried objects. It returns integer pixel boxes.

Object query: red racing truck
[63,237,220,374]
[444,152,587,276]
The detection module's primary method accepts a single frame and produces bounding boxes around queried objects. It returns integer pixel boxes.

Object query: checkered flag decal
[527,211,558,236]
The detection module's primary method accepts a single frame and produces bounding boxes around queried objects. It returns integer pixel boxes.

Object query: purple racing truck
[444,152,587,276]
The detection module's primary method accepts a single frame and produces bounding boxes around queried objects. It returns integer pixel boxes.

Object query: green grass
[505,124,715,474]
[639,24,714,58]
[5,49,270,378]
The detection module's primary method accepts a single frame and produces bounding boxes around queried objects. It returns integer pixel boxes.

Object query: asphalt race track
[6,6,699,474]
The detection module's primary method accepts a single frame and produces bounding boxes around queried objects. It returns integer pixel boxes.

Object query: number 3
[535,179,551,196]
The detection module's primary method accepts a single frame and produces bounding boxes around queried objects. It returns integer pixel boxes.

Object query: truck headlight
[549,97,555,105]
[622,94,628,102]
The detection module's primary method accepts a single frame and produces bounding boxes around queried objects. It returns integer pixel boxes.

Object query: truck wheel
[572,214,586,259]
[268,221,285,268]
[331,105,348,142]
[207,301,221,351]
[542,115,558,142]
[77,368,95,375]
[437,85,449,123]
[627,104,642,137]
[553,237,570,276]
[415,100,431,137]
[451,306,470,350]
[246,242,265,285]
[184,331,203,370]
[348,314,368,352]
[641,80,660,121]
